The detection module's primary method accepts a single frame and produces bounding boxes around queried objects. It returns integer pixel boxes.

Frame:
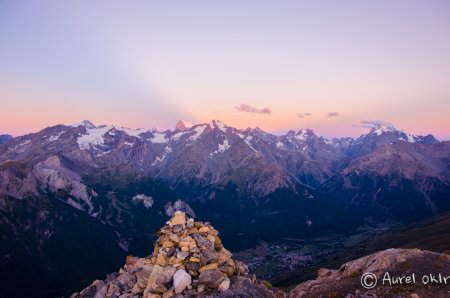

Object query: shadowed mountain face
[320,142,450,222]
[0,134,12,144]
[0,120,449,297]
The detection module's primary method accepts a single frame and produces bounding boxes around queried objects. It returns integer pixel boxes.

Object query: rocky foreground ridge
[72,212,280,298]
[73,212,450,298]
[289,248,450,298]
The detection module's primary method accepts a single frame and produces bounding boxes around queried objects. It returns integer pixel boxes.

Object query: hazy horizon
[2,118,448,142]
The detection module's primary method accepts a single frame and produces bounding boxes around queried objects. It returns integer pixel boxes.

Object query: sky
[1,0,450,139]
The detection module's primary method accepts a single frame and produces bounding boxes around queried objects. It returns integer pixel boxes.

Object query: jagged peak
[208,119,228,132]
[70,120,96,129]
[368,124,398,136]
[175,120,194,131]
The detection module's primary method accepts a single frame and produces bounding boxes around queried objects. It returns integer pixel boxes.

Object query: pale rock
[173,269,192,294]
[218,277,230,292]
[170,211,186,226]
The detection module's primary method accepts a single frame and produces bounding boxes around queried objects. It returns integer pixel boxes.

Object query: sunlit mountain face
[0,120,449,297]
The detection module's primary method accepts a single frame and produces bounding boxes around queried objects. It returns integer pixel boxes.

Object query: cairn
[139,211,248,297]
[73,211,280,298]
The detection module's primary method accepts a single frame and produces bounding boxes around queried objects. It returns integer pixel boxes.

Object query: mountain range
[0,120,449,297]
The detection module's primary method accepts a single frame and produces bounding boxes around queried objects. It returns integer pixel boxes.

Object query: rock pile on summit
[72,212,278,298]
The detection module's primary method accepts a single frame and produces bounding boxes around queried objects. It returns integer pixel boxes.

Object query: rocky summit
[72,211,279,298]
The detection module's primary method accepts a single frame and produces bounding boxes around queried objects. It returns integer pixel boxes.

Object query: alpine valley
[1,120,449,297]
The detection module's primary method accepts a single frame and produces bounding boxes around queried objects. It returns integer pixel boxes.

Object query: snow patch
[189,125,207,141]
[212,120,227,132]
[77,124,150,150]
[244,136,256,152]
[210,139,230,155]
[276,141,284,148]
[71,120,95,129]
[124,141,134,147]
[374,128,383,136]
[118,127,147,138]
[77,125,112,150]
[96,150,111,157]
[172,131,188,141]
[295,129,307,141]
[150,132,168,144]
[19,140,31,146]
[152,154,166,165]
[372,125,396,136]
[48,131,65,142]
[405,133,415,143]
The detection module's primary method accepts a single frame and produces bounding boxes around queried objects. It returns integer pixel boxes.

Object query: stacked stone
[142,211,249,298]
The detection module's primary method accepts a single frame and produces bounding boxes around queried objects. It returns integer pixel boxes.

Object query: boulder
[218,276,230,292]
[198,269,226,289]
[200,248,218,265]
[173,269,192,294]
[170,211,186,226]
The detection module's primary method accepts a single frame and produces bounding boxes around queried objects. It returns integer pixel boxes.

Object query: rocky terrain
[289,248,450,298]
[72,212,279,298]
[73,212,450,298]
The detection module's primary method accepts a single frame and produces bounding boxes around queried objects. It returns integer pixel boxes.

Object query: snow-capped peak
[290,128,315,141]
[370,124,397,136]
[175,120,194,131]
[209,120,228,132]
[363,125,438,144]
[71,120,96,129]
[76,123,151,150]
